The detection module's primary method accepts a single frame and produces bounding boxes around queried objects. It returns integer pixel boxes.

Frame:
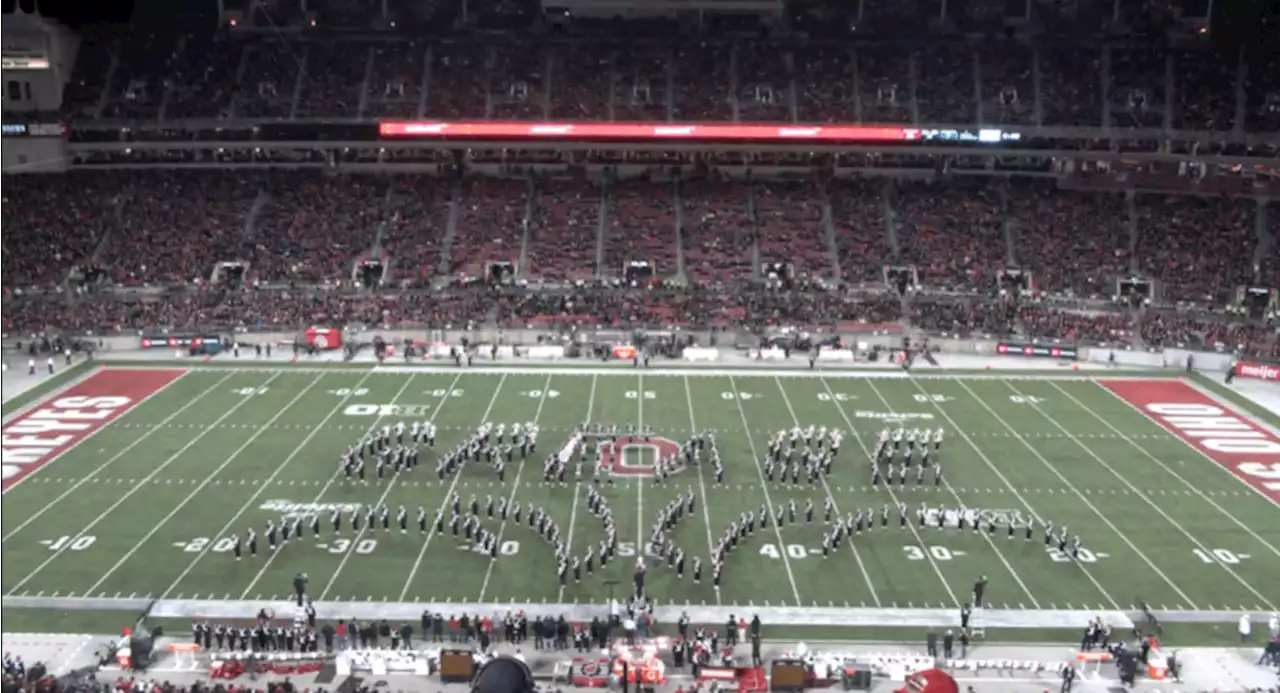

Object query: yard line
[1080,380,1280,559]
[82,374,328,597]
[557,373,598,603]
[394,374,509,601]
[635,372,645,580]
[1,372,233,543]
[477,374,555,602]
[885,378,1121,608]
[1002,380,1276,609]
[772,377,880,606]
[726,376,802,606]
[3,372,285,596]
[681,375,722,606]
[940,378,1192,608]
[817,378,960,607]
[2,368,197,497]
[202,370,413,599]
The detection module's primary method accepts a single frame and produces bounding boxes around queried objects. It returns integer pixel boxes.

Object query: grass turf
[3,365,1278,629]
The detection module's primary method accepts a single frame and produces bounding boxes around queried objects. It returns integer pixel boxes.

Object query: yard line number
[913,394,950,403]
[231,387,269,396]
[721,392,758,400]
[472,541,521,556]
[617,542,661,558]
[1008,396,1046,404]
[625,391,656,400]
[760,543,811,559]
[328,538,378,555]
[426,389,465,397]
[43,535,96,551]
[903,545,957,561]
[1191,548,1248,565]
[522,390,560,398]
[817,393,855,402]
[1048,547,1101,563]
[329,388,370,397]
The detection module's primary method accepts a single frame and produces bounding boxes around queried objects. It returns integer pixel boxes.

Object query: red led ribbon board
[379,121,909,142]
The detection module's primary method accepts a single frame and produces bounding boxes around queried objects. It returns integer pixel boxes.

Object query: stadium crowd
[2,168,1275,357]
[5,2,1278,361]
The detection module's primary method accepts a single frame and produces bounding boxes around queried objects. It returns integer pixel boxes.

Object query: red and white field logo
[1,369,186,491]
[1102,380,1280,505]
[1235,362,1280,381]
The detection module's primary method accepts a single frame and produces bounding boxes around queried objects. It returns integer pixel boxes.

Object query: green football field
[2,364,1278,625]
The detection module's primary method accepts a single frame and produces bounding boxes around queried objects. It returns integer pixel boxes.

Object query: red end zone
[1101,379,1280,505]
[1,368,187,491]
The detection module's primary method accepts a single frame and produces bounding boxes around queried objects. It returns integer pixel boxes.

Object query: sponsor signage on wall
[995,342,1078,361]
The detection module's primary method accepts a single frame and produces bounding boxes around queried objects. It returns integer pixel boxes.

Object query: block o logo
[598,436,682,477]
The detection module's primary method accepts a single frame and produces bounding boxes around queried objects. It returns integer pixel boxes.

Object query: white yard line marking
[727,375,802,606]
[229,371,425,600]
[1002,380,1276,609]
[82,374,326,597]
[394,374,509,601]
[557,373,598,603]
[887,377,1121,608]
[1083,379,1280,554]
[772,377,880,606]
[818,378,960,607]
[942,378,1189,608]
[3,372,282,596]
[1,368,197,497]
[635,372,645,581]
[1,372,233,543]
[682,374,722,606]
[477,374,554,602]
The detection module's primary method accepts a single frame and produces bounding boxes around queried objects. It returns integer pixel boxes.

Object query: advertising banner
[1234,361,1280,381]
[995,342,1078,361]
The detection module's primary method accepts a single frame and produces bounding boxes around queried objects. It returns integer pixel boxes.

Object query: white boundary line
[4,371,284,596]
[946,378,1192,608]
[1068,380,1280,557]
[886,377,1121,609]
[83,373,331,597]
[681,374,723,606]
[999,380,1275,609]
[1,372,232,543]
[394,374,509,601]
[476,373,554,602]
[1,367,194,496]
[771,377,881,607]
[231,370,423,599]
[726,375,802,606]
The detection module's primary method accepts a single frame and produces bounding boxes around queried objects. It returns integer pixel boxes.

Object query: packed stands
[794,45,856,123]
[381,176,453,286]
[427,43,489,119]
[449,177,527,278]
[671,43,733,122]
[490,42,548,121]
[1,173,118,290]
[1133,195,1257,304]
[552,42,613,121]
[612,45,669,122]
[296,41,370,118]
[752,181,833,279]
[889,180,1005,292]
[1006,182,1130,299]
[365,42,427,119]
[679,179,756,284]
[601,179,679,280]
[98,171,261,286]
[248,174,385,283]
[525,179,602,281]
[829,178,894,287]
